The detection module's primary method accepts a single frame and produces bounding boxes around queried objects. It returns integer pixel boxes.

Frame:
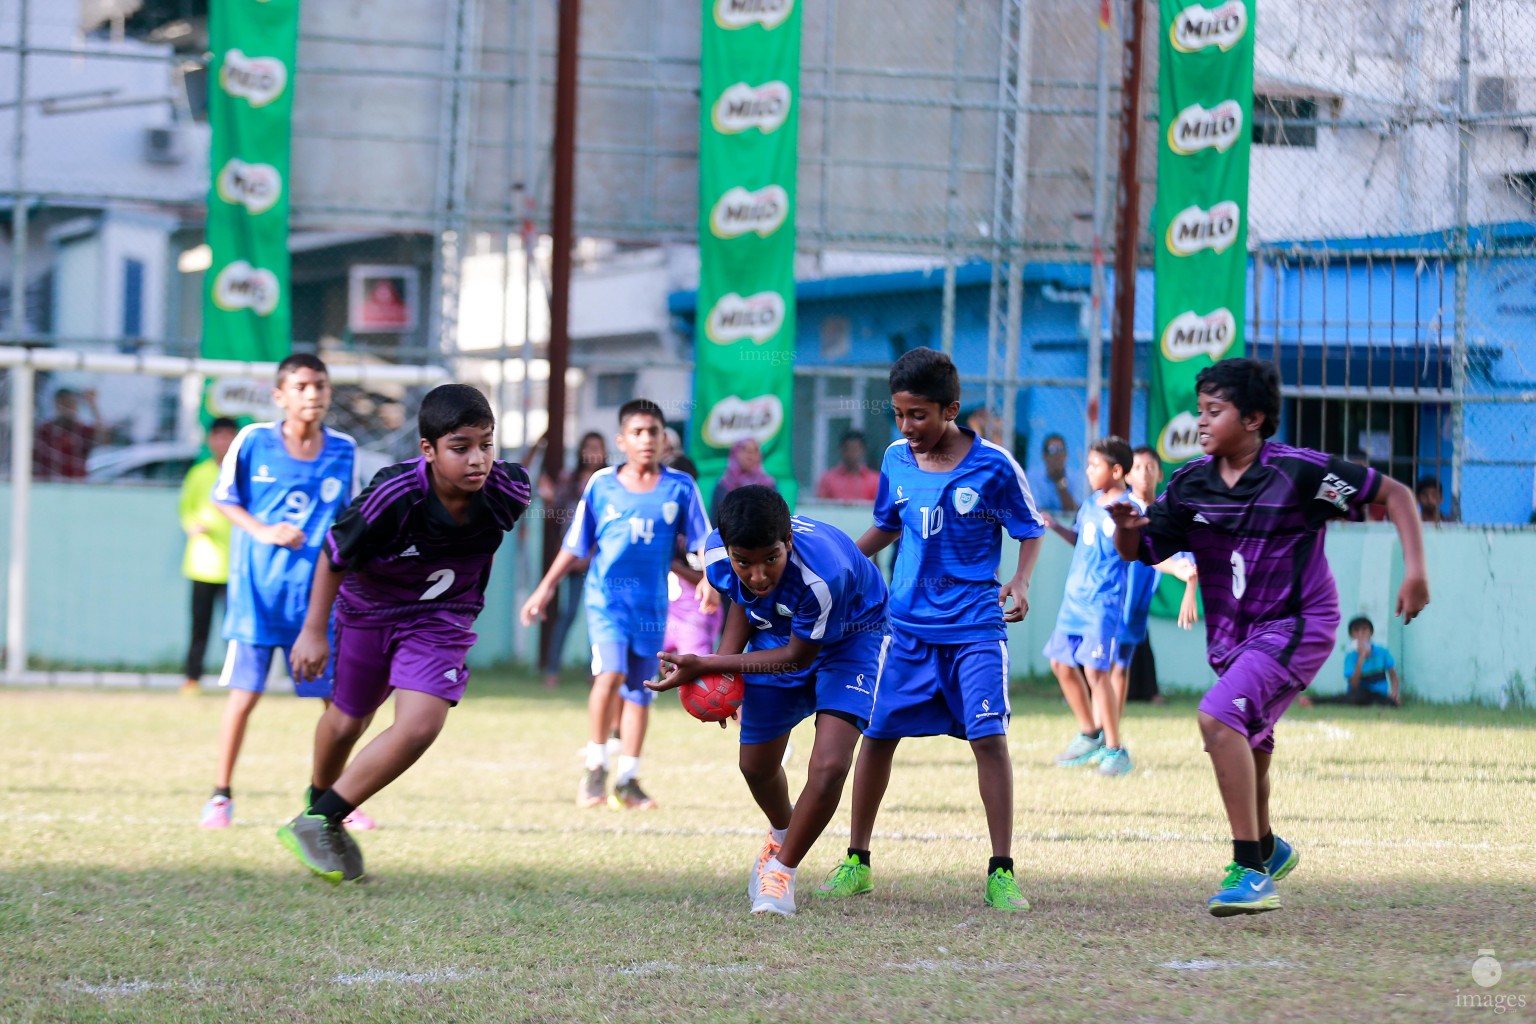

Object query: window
[1286,396,1441,487]
[595,372,638,408]
[122,258,145,337]
[1252,95,1318,148]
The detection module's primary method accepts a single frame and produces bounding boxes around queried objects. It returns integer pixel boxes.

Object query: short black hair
[1195,358,1281,439]
[889,347,960,407]
[275,352,328,386]
[1347,615,1374,635]
[1416,475,1441,496]
[419,383,495,444]
[1090,436,1134,473]
[618,398,666,429]
[840,430,866,447]
[208,417,240,434]
[1132,444,1158,460]
[717,485,791,551]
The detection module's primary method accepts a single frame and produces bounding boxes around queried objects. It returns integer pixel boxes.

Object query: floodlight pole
[6,0,28,678]
[1109,0,1145,440]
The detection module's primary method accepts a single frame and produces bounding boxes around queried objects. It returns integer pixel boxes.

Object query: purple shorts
[1199,631,1332,753]
[331,613,477,720]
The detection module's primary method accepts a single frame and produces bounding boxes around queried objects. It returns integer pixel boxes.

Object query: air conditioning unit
[143,126,184,165]
[1478,76,1517,114]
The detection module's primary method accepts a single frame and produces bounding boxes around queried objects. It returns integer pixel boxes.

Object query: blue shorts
[591,642,657,707]
[1044,628,1118,673]
[737,630,881,745]
[219,636,335,699]
[1111,640,1138,669]
[865,631,1011,741]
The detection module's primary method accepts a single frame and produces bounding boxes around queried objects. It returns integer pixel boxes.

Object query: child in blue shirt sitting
[1310,615,1401,706]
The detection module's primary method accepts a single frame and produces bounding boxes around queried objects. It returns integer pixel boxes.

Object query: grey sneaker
[577,766,608,808]
[277,812,346,883]
[1097,747,1134,777]
[608,778,658,810]
[335,825,366,882]
[1055,732,1105,767]
[751,864,796,916]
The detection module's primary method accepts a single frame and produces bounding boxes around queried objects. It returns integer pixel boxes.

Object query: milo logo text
[704,394,785,449]
[1161,308,1237,361]
[710,185,789,239]
[1169,100,1244,155]
[1171,1,1247,52]
[212,261,280,317]
[1166,201,1241,256]
[216,158,282,215]
[706,291,786,344]
[714,0,795,30]
[220,49,287,107]
[1157,411,1204,464]
[712,81,792,134]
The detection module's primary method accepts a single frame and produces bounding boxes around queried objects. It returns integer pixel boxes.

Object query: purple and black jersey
[1138,443,1379,673]
[324,458,533,624]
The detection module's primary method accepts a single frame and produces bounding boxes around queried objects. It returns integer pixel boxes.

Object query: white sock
[765,856,796,876]
[769,825,788,845]
[585,742,608,771]
[616,755,640,785]
[605,736,622,758]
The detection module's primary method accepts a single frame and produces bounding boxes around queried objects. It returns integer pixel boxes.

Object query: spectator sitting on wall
[712,437,775,520]
[1416,475,1451,524]
[1026,432,1080,514]
[34,387,104,480]
[814,430,879,503]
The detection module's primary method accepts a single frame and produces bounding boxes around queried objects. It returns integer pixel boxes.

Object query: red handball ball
[679,672,743,723]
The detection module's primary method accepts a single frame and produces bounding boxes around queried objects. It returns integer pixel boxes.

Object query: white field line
[1162,959,1303,972]
[333,968,486,986]
[4,812,1531,853]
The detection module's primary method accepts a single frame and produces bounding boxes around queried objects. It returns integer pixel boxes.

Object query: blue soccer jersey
[214,421,359,646]
[563,464,710,656]
[1053,490,1131,640]
[703,515,888,687]
[1117,495,1160,646]
[874,429,1045,642]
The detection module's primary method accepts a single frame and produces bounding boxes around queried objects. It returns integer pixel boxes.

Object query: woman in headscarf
[712,437,775,520]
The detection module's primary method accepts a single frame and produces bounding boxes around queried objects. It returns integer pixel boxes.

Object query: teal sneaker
[1206,862,1280,917]
[1055,732,1104,767]
[815,855,873,899]
[1097,747,1133,776]
[1265,835,1299,882]
[277,812,346,884]
[985,868,1031,911]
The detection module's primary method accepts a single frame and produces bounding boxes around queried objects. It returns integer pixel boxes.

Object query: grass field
[1,674,1532,1023]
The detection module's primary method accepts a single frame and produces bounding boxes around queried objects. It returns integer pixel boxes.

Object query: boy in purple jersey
[1110,359,1429,917]
[276,384,532,883]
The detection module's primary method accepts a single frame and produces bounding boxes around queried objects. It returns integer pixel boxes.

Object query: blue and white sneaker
[1054,732,1104,767]
[1206,863,1280,917]
[1265,835,1299,881]
[1097,747,1133,777]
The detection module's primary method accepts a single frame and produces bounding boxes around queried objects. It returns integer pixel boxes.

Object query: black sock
[848,847,871,867]
[1083,729,1103,741]
[213,786,232,800]
[306,785,323,811]
[1232,840,1265,873]
[311,789,356,824]
[1260,831,1276,862]
[988,856,1014,876]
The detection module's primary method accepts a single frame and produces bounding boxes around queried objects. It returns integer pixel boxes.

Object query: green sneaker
[277,812,347,883]
[815,855,873,898]
[985,868,1031,911]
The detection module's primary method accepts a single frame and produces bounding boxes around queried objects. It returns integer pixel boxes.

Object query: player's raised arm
[1107,500,1150,561]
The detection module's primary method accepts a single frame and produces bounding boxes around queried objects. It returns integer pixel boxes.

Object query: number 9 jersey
[214,421,359,646]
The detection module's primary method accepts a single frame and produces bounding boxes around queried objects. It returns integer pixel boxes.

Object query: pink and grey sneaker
[342,807,378,831]
[199,795,233,829]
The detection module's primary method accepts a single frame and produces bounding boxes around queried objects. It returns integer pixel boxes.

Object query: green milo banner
[1149,0,1253,617]
[1151,0,1252,468]
[693,0,800,507]
[202,0,299,363]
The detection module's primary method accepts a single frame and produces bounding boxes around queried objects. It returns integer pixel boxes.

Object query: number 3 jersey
[214,422,358,646]
[323,458,533,625]
[562,464,710,656]
[874,429,1046,643]
[1137,442,1379,670]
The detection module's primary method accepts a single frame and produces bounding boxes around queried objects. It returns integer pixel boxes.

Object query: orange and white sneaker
[749,831,783,898]
[752,860,796,916]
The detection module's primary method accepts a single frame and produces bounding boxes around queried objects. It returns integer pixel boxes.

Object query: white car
[85,442,396,486]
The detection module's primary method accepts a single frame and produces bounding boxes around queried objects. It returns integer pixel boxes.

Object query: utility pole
[1109,0,1146,439]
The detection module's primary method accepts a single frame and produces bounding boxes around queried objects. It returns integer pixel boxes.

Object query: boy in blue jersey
[521,399,713,810]
[650,486,888,917]
[199,354,361,830]
[277,385,532,883]
[817,347,1045,912]
[1045,437,1136,776]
